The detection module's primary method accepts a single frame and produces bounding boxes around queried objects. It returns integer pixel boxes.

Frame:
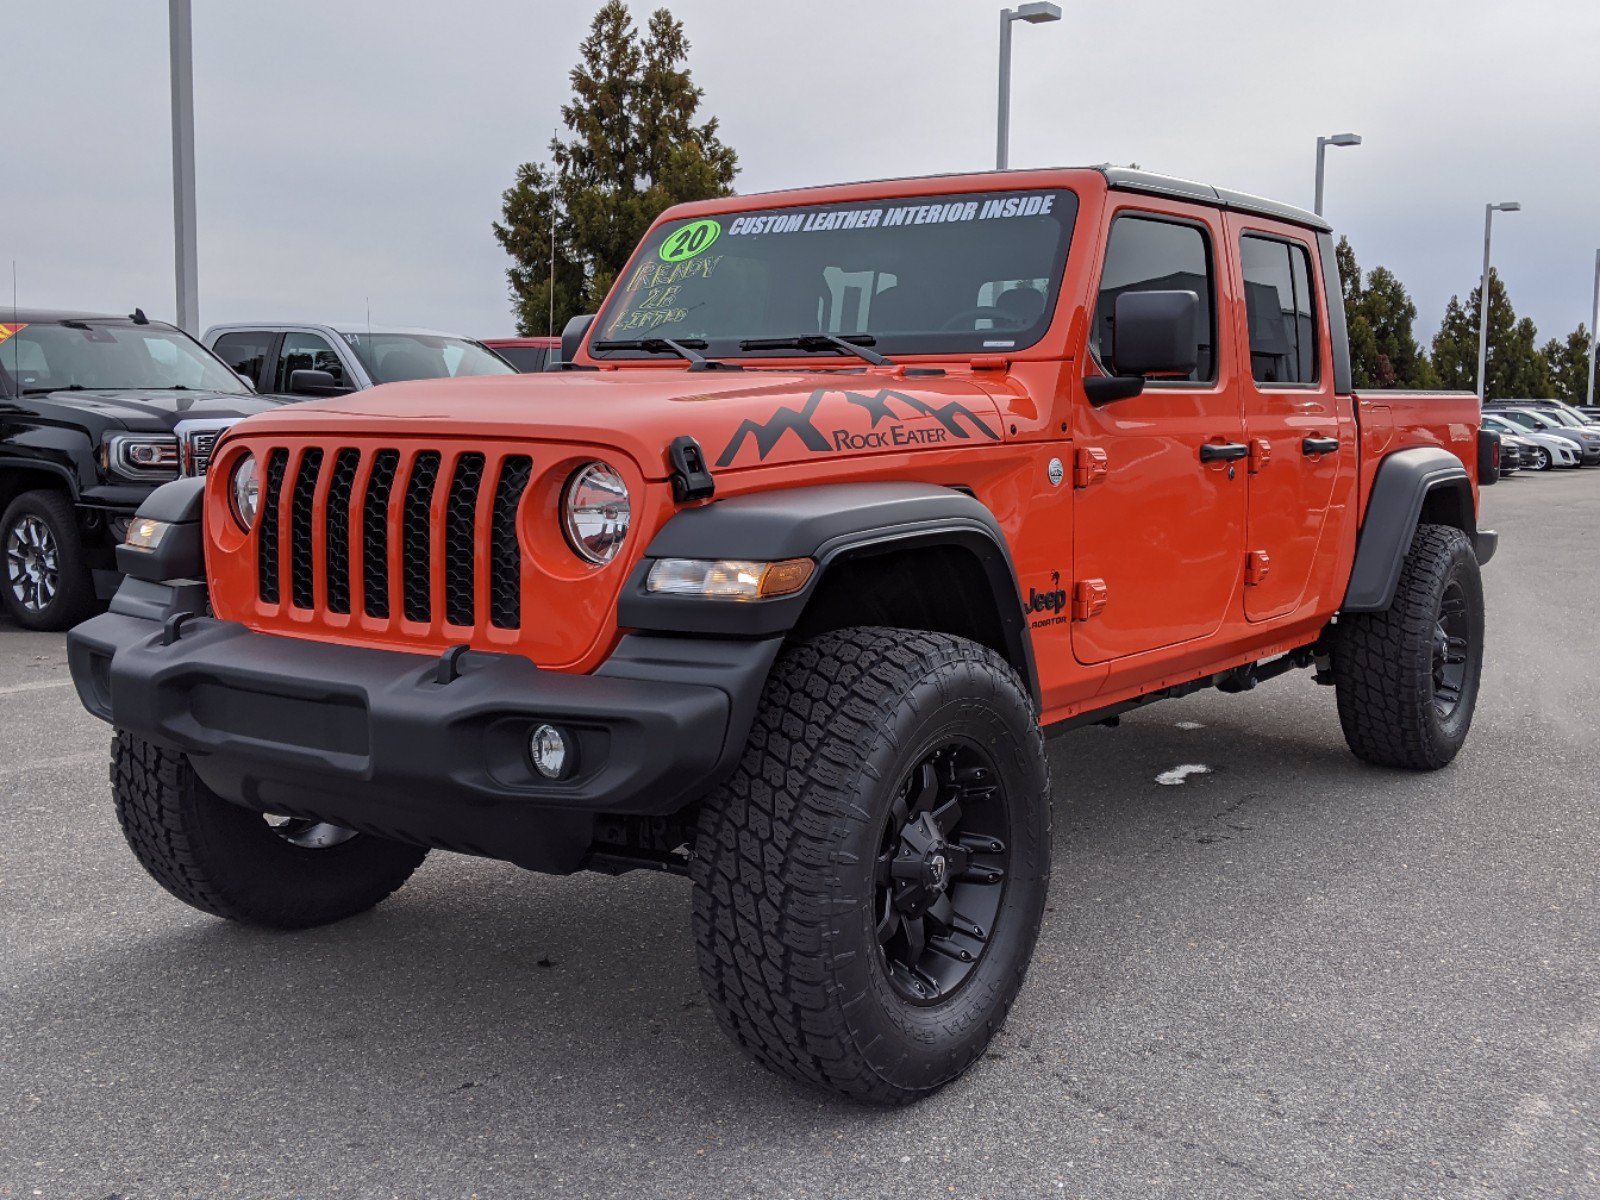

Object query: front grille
[255,445,533,631]
[181,430,222,476]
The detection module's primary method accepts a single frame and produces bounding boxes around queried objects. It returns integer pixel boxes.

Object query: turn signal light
[645,557,815,601]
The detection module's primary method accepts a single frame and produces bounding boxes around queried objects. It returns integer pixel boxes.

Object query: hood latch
[668,435,716,503]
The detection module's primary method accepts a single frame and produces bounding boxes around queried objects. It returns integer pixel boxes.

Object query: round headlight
[561,461,631,564]
[230,453,260,532]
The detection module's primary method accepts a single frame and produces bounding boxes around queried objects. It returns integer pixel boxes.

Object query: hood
[14,388,289,432]
[228,368,1008,479]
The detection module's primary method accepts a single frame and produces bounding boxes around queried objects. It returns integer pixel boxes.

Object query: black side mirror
[288,368,346,397]
[1113,290,1199,377]
[560,314,595,368]
[1083,290,1200,407]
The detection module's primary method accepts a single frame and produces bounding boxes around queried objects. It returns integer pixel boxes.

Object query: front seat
[995,284,1046,328]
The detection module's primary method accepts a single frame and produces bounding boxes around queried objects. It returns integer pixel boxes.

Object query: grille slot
[257,449,288,604]
[444,453,486,626]
[401,451,442,623]
[255,445,530,633]
[489,456,533,629]
[289,449,323,609]
[324,449,360,615]
[361,450,400,619]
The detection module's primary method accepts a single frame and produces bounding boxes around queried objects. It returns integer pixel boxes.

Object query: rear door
[1070,203,1248,665]
[1227,221,1357,622]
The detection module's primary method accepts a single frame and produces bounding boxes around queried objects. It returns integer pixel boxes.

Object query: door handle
[1199,441,1250,462]
[1302,436,1340,456]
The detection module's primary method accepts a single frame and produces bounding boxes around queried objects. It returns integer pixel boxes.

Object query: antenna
[548,126,557,340]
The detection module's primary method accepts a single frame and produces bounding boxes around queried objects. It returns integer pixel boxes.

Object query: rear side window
[212,331,272,387]
[1240,235,1319,384]
[275,331,350,391]
[1091,216,1215,382]
[495,345,547,372]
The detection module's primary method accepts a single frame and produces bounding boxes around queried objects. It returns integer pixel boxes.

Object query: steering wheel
[941,305,1028,331]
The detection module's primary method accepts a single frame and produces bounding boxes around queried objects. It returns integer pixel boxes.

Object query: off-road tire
[1332,523,1484,770]
[2,489,96,631]
[111,731,428,928]
[691,628,1052,1105]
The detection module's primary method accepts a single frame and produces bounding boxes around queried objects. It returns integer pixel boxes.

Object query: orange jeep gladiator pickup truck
[69,168,1498,1104]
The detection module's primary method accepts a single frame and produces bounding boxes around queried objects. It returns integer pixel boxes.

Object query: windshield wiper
[589,336,742,371]
[738,333,894,367]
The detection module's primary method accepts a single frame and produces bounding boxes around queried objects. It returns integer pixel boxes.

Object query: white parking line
[0,677,74,696]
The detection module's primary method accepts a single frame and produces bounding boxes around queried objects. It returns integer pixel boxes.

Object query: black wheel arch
[618,482,1040,708]
[1343,446,1493,613]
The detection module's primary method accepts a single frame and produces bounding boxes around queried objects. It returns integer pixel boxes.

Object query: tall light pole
[168,0,199,333]
[1475,201,1521,403]
[996,3,1061,170]
[1312,132,1361,217]
[1587,249,1599,410]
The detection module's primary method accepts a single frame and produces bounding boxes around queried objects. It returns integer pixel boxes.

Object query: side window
[274,332,349,391]
[1091,215,1215,383]
[212,331,272,387]
[1240,235,1319,384]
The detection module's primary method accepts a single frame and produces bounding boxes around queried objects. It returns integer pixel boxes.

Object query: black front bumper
[68,599,780,873]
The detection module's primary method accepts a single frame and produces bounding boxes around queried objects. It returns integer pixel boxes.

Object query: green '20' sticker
[659,218,721,262]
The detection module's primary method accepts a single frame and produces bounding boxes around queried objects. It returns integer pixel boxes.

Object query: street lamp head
[1327,132,1362,147]
[1012,2,1063,23]
[1494,201,1522,213]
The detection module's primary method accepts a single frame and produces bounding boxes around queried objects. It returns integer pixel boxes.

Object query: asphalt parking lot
[2,470,1596,1200]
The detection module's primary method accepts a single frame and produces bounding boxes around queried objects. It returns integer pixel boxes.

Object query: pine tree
[1335,237,1435,389]
[1429,270,1546,400]
[1542,324,1594,405]
[492,2,738,336]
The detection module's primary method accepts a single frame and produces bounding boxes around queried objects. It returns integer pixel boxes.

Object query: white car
[1482,413,1579,470]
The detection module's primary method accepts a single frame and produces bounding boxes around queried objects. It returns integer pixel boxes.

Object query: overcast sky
[5,0,1598,347]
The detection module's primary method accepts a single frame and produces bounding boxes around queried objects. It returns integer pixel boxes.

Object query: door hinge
[1248,438,1272,474]
[1073,446,1109,488]
[1244,550,1272,586]
[1072,578,1109,621]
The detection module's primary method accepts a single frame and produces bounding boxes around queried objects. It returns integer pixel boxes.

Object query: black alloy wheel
[1431,581,1471,720]
[874,742,1009,1004]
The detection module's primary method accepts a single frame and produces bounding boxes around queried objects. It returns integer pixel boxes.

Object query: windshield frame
[0,319,252,397]
[589,187,1080,364]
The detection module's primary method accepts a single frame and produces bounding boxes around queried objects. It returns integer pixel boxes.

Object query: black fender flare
[619,482,1039,704]
[1342,446,1479,613]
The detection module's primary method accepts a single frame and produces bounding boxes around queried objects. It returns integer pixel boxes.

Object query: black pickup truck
[0,310,289,629]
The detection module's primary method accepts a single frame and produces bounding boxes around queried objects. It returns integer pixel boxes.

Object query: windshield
[0,321,249,395]
[340,333,515,384]
[593,189,1078,360]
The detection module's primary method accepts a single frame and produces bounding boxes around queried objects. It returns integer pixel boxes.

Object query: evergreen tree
[1335,236,1435,389]
[493,2,738,335]
[1429,270,1547,399]
[1542,324,1594,405]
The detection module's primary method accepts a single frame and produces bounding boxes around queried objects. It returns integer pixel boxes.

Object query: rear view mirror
[288,368,344,396]
[1112,290,1199,377]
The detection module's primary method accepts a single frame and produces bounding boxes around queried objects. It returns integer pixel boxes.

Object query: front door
[1228,223,1356,622]
[1071,205,1248,666]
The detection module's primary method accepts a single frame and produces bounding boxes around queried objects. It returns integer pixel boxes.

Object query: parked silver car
[202,322,515,397]
[1482,413,1580,470]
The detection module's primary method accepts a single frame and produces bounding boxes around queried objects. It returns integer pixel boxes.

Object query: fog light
[529,724,571,779]
[124,518,170,550]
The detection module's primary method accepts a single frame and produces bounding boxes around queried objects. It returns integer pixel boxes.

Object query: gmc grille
[254,445,533,630]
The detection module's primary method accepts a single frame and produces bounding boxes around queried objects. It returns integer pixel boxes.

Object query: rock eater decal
[716,388,1000,468]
